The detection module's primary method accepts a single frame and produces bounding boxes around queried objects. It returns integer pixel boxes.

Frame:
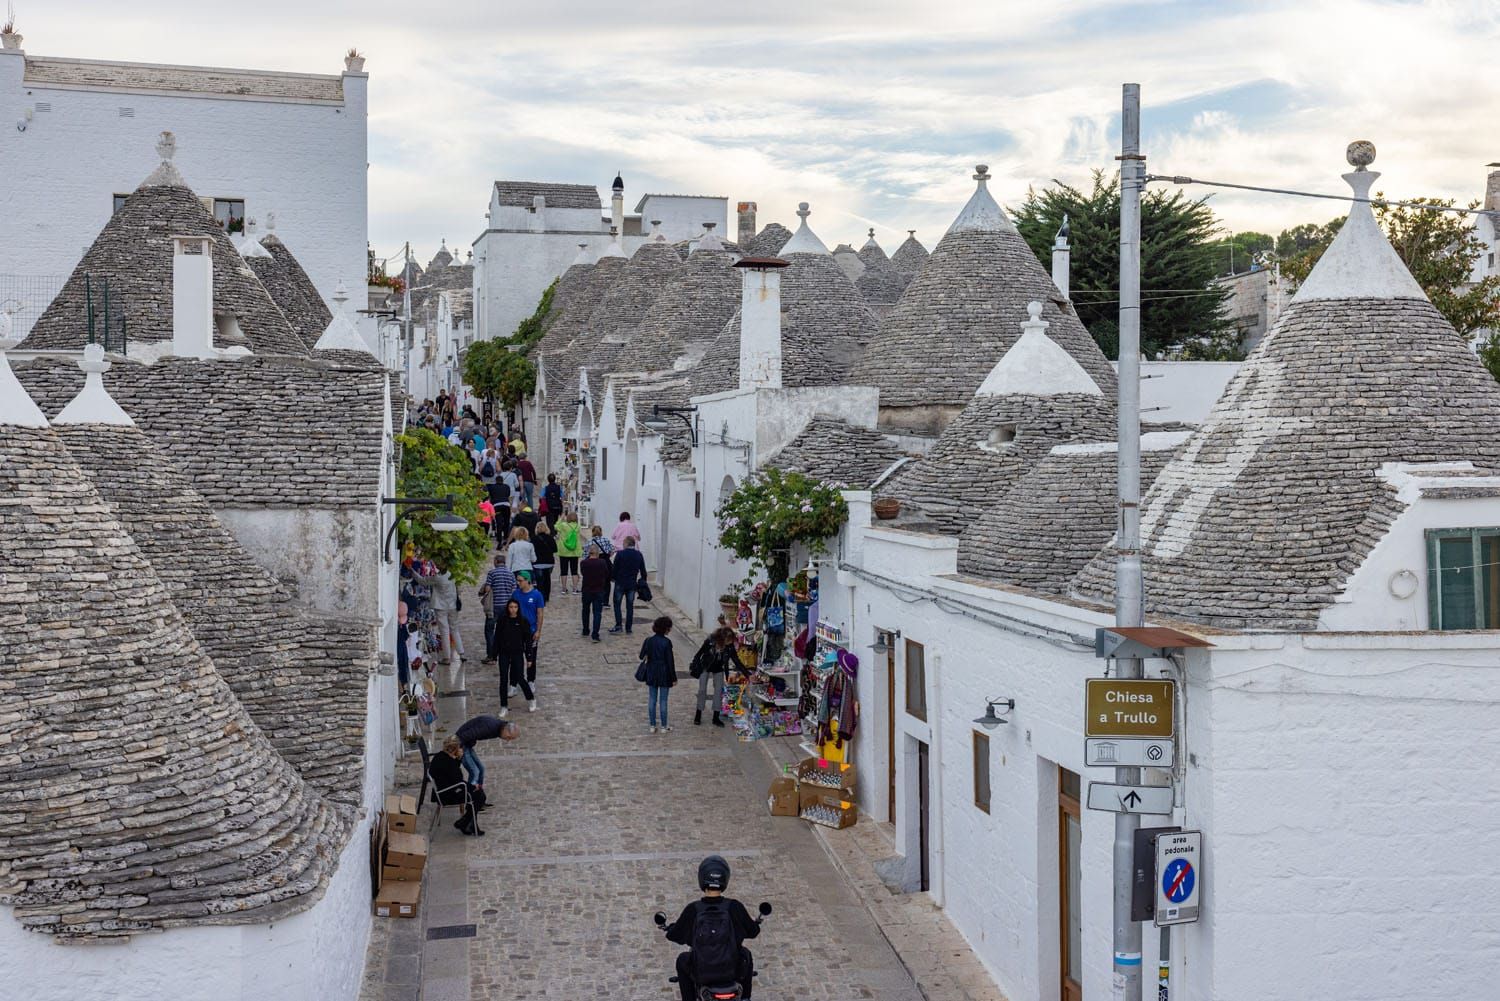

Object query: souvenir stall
[720,578,805,741]
[397,554,442,745]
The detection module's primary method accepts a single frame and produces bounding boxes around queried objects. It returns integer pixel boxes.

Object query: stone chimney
[734,256,790,390]
[1486,166,1500,212]
[171,234,215,358]
[737,201,758,246]
[1052,213,1071,300]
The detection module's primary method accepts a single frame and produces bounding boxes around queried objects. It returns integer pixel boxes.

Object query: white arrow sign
[1086,782,1174,816]
[1084,737,1174,769]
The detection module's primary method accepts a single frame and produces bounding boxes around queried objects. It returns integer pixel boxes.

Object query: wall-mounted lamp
[871,628,901,655]
[381,494,468,562]
[640,404,699,445]
[973,698,1016,730]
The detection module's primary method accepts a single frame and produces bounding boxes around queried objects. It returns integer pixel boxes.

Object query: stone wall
[218,505,381,617]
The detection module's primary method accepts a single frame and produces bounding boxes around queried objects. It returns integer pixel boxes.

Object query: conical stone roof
[688,207,878,396]
[628,241,741,374]
[744,223,793,257]
[261,229,332,332]
[852,166,1115,429]
[877,302,1115,535]
[51,410,369,809]
[22,165,306,356]
[586,239,683,348]
[854,234,911,307]
[1072,148,1500,629]
[891,231,929,274]
[248,246,323,351]
[534,247,598,347]
[535,255,627,362]
[766,415,906,489]
[0,420,341,938]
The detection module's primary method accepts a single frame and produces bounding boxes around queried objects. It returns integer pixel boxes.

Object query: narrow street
[361,583,1001,1001]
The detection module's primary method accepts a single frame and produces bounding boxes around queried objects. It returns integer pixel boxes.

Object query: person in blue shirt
[608,536,648,635]
[513,572,546,684]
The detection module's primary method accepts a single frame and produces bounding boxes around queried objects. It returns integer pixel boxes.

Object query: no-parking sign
[1154,830,1202,926]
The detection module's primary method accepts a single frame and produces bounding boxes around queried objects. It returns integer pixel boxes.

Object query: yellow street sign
[1085,679,1175,738]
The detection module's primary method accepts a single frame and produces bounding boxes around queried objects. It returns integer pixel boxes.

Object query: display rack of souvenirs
[718,579,808,740]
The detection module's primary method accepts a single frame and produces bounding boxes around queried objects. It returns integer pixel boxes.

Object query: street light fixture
[381,494,468,562]
[642,404,699,445]
[871,628,901,655]
[973,698,1016,730]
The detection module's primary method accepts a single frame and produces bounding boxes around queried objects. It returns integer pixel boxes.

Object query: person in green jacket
[554,508,584,594]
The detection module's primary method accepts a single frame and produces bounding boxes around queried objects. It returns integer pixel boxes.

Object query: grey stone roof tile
[493,181,602,210]
[891,233,929,275]
[0,425,342,938]
[743,223,793,258]
[628,248,741,374]
[21,183,308,357]
[260,234,332,333]
[766,416,906,489]
[22,57,346,102]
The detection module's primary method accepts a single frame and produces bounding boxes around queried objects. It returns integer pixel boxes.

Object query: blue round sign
[1162,858,1194,904]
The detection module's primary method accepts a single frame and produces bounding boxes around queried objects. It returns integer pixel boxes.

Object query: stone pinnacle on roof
[977,301,1102,397]
[0,333,48,427]
[778,202,831,256]
[891,229,929,275]
[54,343,135,426]
[862,227,879,250]
[1292,141,1426,303]
[572,241,593,267]
[236,217,272,259]
[599,226,627,259]
[142,129,186,187]
[650,220,668,242]
[948,163,1017,235]
[313,281,376,356]
[697,222,724,253]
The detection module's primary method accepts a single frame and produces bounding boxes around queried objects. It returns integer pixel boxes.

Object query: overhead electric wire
[1147,174,1492,217]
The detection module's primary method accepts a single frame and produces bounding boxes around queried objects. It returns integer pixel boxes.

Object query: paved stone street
[361,582,1004,1001]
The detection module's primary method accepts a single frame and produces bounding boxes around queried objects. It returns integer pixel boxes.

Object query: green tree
[1214,231,1275,276]
[461,339,506,403]
[715,468,848,584]
[1277,197,1500,377]
[396,428,489,583]
[459,277,557,410]
[1012,171,1236,360]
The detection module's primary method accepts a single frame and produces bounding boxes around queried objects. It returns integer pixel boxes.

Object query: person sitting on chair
[430,735,487,836]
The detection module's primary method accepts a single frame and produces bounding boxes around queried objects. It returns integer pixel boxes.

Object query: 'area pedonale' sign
[1085,679,1175,738]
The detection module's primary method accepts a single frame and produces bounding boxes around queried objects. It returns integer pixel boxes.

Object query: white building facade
[0,41,367,339]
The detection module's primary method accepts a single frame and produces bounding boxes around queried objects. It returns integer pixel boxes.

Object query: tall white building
[0,38,367,339]
[470,175,726,342]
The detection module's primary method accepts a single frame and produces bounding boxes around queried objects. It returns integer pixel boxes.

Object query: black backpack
[481,458,496,478]
[691,899,738,985]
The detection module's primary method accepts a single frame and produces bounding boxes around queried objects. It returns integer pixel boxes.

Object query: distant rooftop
[494,181,602,210]
[22,55,346,103]
[633,193,728,212]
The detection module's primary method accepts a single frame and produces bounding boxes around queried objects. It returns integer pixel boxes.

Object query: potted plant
[715,468,849,584]
[344,47,365,72]
[717,589,741,623]
[873,496,900,520]
[1,19,21,49]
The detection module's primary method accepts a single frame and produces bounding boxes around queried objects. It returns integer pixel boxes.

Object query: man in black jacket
[664,855,760,1000]
[608,536,648,635]
[453,714,519,789]
[429,736,487,836]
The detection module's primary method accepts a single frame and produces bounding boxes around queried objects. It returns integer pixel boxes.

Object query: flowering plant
[369,272,407,296]
[715,468,847,583]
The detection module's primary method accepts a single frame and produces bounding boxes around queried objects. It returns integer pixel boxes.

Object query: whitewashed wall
[0,51,366,332]
[471,229,644,343]
[637,195,728,243]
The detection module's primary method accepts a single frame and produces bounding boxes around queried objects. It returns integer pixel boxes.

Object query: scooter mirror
[757,902,772,917]
[654,912,667,926]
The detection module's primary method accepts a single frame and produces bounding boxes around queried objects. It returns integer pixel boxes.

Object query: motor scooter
[653,901,772,1000]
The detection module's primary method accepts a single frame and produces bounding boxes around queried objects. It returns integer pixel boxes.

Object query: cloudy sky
[22,0,1500,265]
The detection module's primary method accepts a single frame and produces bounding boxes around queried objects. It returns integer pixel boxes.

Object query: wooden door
[918,740,931,892]
[1059,767,1083,1001]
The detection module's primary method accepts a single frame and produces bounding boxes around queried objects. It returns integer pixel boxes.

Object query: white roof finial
[0,332,49,428]
[975,300,1101,398]
[780,201,830,255]
[332,280,350,308]
[650,220,668,243]
[265,209,277,233]
[599,226,626,259]
[156,131,177,163]
[141,130,187,187]
[55,343,135,426]
[696,222,724,253]
[313,280,376,356]
[1291,141,1425,304]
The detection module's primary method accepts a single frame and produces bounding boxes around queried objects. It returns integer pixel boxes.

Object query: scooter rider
[664,855,761,1000]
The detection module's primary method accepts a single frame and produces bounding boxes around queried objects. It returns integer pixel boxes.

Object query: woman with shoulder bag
[690,626,736,727]
[636,616,677,734]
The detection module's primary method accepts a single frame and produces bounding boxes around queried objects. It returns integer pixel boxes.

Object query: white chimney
[611,172,625,239]
[1051,213,1071,300]
[530,194,546,233]
[171,234,215,358]
[735,257,789,390]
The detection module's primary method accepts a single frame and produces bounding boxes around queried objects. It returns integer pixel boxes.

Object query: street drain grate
[426,923,477,940]
[437,690,470,698]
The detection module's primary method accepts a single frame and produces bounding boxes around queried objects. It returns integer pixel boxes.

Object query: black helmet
[698,855,730,892]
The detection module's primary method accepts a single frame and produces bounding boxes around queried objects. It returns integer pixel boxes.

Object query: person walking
[517,454,538,509]
[579,547,610,642]
[532,521,557,602]
[416,563,463,667]
[638,615,677,733]
[494,597,537,716]
[542,474,564,531]
[514,572,546,685]
[585,524,615,561]
[479,554,516,663]
[513,504,539,539]
[507,526,537,579]
[612,511,642,552]
[555,509,584,594]
[608,536,647,635]
[690,626,737,727]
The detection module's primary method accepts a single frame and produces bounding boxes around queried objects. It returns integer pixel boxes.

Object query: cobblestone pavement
[361,582,1005,1001]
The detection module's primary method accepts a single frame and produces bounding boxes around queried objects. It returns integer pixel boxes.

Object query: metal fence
[0,274,66,342]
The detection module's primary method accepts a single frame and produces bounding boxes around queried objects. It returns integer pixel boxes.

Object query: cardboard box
[385,831,428,873]
[767,777,799,816]
[385,794,419,833]
[799,790,857,830]
[373,879,421,918]
[796,756,856,797]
